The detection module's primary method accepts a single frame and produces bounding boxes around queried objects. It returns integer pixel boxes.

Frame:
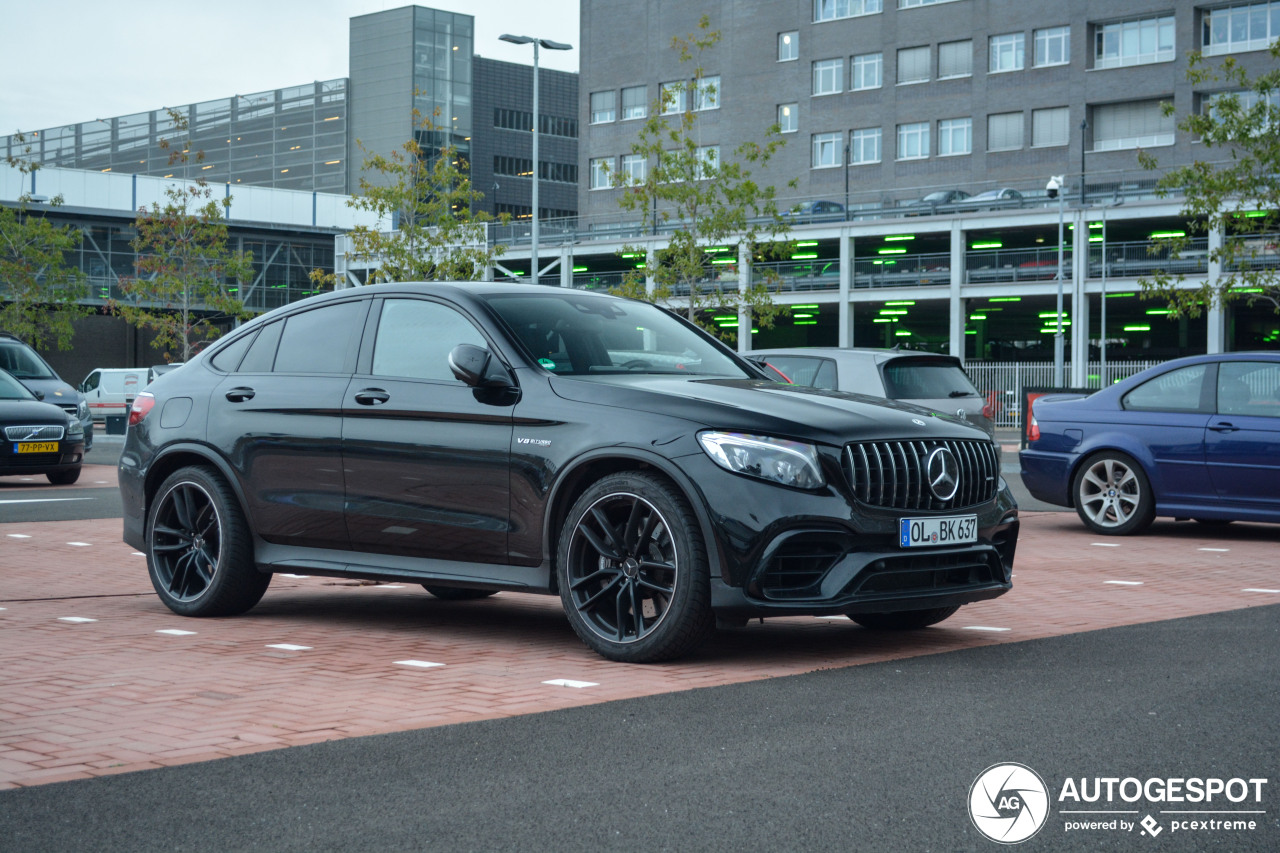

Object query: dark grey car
[750,348,995,438]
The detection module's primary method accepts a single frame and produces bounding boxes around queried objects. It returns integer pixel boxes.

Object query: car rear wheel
[46,467,81,485]
[422,585,498,600]
[848,606,960,630]
[1073,452,1155,535]
[147,466,269,616]
[557,472,713,663]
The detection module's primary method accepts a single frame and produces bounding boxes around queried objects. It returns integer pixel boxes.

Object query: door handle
[1208,422,1238,433]
[225,387,256,402]
[354,388,390,406]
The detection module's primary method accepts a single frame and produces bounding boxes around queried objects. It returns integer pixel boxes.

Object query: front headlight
[697,431,825,489]
[67,419,84,438]
[77,399,89,419]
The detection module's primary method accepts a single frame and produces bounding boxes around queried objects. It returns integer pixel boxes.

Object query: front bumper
[0,440,85,477]
[678,453,1018,618]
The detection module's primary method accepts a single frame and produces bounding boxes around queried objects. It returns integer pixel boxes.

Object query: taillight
[128,391,156,427]
[1027,414,1040,443]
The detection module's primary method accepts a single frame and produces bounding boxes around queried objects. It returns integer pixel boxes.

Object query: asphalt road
[1,605,1275,852]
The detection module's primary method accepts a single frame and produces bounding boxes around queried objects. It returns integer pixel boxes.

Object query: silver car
[749,347,994,437]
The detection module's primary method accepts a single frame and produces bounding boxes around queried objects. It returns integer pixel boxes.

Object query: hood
[0,398,77,426]
[15,376,80,404]
[549,375,988,445]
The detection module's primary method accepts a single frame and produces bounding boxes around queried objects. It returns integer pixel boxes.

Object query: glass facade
[3,80,349,193]
[412,7,473,167]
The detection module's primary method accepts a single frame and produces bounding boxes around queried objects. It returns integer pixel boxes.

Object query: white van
[79,368,148,421]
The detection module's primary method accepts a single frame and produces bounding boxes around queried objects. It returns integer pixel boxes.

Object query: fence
[965,360,1162,429]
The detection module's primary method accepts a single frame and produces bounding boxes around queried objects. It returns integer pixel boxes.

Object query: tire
[848,606,960,630]
[1072,451,1155,535]
[557,472,713,663]
[146,466,269,617]
[46,467,81,486]
[422,585,498,601]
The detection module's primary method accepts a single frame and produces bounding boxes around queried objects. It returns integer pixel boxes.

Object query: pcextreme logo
[969,764,1271,845]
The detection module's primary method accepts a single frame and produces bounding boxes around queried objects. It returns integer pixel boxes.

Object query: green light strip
[792,253,819,259]
[878,248,907,255]
[884,234,915,242]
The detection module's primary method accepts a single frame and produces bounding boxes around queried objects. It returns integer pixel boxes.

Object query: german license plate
[899,515,977,548]
[14,442,59,454]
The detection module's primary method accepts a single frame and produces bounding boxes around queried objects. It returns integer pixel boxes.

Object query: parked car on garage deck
[120,283,1018,663]
[1020,353,1280,535]
[749,347,996,438]
[968,188,1025,208]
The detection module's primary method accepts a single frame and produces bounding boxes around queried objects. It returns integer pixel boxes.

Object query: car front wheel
[557,472,712,663]
[147,466,269,616]
[1073,452,1155,535]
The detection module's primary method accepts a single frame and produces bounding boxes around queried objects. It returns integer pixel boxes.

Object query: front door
[1206,360,1280,507]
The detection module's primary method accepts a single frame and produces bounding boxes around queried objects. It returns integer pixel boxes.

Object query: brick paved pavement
[1,510,1277,789]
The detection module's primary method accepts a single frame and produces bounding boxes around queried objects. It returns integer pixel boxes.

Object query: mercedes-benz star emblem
[926,447,960,501]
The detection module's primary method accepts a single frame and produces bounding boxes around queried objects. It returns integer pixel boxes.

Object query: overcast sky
[2,0,581,134]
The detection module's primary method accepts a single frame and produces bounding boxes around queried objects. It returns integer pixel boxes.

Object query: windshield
[0,343,57,380]
[0,370,37,400]
[882,359,980,399]
[480,292,753,379]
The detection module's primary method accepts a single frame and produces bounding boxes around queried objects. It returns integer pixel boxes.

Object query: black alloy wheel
[147,466,269,617]
[558,472,712,663]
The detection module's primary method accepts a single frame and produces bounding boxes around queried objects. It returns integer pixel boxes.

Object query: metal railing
[854,252,952,289]
[965,248,1072,284]
[965,360,1162,429]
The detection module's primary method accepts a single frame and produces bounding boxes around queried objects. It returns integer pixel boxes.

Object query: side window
[1218,361,1280,417]
[237,321,283,373]
[762,356,833,388]
[82,371,101,392]
[208,331,257,373]
[812,359,838,390]
[1123,364,1208,412]
[371,299,486,381]
[274,301,365,374]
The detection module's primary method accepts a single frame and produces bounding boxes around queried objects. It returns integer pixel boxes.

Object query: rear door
[207,298,368,550]
[342,296,515,563]
[1206,360,1280,507]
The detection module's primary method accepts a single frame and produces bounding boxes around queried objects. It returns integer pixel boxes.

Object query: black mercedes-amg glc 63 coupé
[120,283,1018,662]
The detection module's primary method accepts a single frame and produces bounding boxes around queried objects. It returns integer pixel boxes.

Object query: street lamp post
[499,33,573,285]
[1048,174,1066,386]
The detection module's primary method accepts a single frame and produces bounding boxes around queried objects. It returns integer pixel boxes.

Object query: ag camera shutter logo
[969,763,1050,844]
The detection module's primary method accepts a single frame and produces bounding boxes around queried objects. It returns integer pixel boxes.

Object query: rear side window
[762,355,838,390]
[881,360,978,400]
[274,301,365,374]
[1123,364,1209,412]
[237,322,283,373]
[208,331,256,373]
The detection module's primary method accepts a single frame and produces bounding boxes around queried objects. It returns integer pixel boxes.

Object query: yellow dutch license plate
[15,442,59,454]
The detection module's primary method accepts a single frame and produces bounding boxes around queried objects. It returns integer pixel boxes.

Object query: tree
[0,135,89,350]
[313,105,505,288]
[609,16,793,342]
[1138,41,1280,318]
[114,110,253,361]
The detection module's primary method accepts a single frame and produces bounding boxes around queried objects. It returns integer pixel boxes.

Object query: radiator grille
[845,439,998,510]
[4,424,65,441]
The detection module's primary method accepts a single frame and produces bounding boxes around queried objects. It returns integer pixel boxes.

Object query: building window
[1031,106,1070,147]
[660,82,686,115]
[1203,2,1280,55]
[897,46,930,84]
[493,108,578,138]
[899,0,960,7]
[1093,100,1176,151]
[812,132,842,168]
[814,0,882,24]
[589,156,612,189]
[938,117,972,155]
[695,75,720,111]
[621,86,647,120]
[619,153,647,185]
[1094,16,1175,69]
[1205,88,1280,124]
[938,40,973,79]
[852,53,883,90]
[696,145,719,179]
[987,112,1023,151]
[590,91,616,124]
[778,103,798,134]
[850,127,882,164]
[989,33,1025,73]
[813,59,844,95]
[1034,26,1071,66]
[779,31,799,61]
[896,121,929,159]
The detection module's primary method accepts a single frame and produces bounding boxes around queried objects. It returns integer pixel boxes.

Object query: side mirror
[449,343,512,389]
[34,390,45,401]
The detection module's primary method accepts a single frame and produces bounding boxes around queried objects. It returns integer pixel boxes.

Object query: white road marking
[66,542,92,547]
[156,629,197,636]
[1198,548,1230,553]
[265,643,311,651]
[59,617,97,623]
[0,498,93,505]
[961,626,1011,632]
[280,573,310,578]
[395,660,445,669]
[7,534,32,539]
[543,679,598,688]
[1091,542,1121,547]
[1105,580,1144,586]
[1242,588,1280,594]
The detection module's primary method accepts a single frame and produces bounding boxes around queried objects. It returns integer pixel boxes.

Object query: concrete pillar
[1206,224,1226,352]
[1070,209,1090,387]
[560,246,573,288]
[839,229,853,348]
[738,241,752,354]
[949,221,965,361]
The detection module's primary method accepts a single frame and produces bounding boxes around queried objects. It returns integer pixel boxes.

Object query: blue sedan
[1020,353,1280,535]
